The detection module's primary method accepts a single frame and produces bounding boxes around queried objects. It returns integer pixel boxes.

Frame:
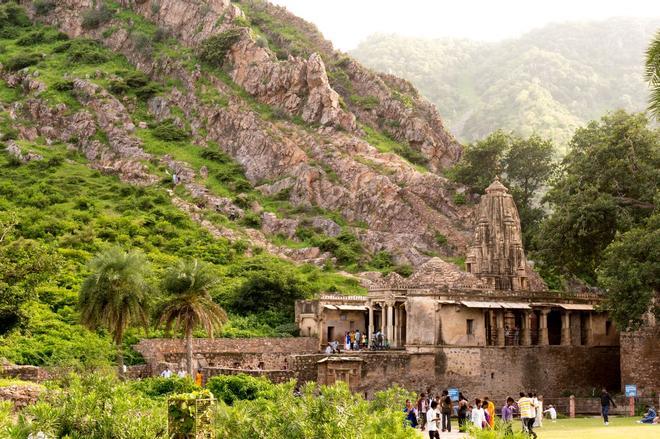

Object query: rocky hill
[2,0,474,270]
[351,18,660,148]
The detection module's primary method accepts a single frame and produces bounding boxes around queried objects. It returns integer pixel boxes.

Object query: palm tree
[159,259,227,377]
[646,30,660,119]
[79,246,150,378]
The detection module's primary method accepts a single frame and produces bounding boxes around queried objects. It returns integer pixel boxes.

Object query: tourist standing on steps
[533,394,543,428]
[160,366,172,378]
[355,329,361,350]
[600,387,616,425]
[417,392,428,431]
[427,400,440,439]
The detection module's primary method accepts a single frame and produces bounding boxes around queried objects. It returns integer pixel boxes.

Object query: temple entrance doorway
[548,310,562,345]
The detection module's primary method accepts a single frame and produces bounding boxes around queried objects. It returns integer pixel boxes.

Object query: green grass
[508,416,659,439]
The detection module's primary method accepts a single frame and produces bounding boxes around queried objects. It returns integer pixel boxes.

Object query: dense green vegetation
[0,373,418,438]
[647,30,660,119]
[351,18,659,147]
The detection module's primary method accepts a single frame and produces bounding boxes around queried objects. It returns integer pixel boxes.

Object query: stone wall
[294,346,620,400]
[134,337,319,374]
[620,325,660,396]
[0,365,49,382]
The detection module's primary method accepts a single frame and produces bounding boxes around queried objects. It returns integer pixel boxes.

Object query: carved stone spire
[465,177,529,290]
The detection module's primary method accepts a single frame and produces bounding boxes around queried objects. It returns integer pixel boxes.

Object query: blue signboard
[448,387,459,402]
[625,384,637,397]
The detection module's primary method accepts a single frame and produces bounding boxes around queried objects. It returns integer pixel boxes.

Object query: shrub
[16,29,48,46]
[350,94,380,110]
[435,232,448,246]
[369,250,394,270]
[201,149,232,163]
[198,29,243,68]
[206,374,272,405]
[52,79,75,91]
[453,192,467,205]
[64,39,110,65]
[239,211,261,228]
[33,0,56,16]
[131,376,198,398]
[151,119,190,141]
[3,53,42,71]
[81,4,114,30]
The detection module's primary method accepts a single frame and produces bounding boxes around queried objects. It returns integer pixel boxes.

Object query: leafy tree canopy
[536,110,659,284]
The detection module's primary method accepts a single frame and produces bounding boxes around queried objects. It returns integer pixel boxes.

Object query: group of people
[404,389,555,438]
[343,329,367,350]
[160,366,204,386]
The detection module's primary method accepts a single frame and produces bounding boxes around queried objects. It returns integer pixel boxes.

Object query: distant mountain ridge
[350,17,660,148]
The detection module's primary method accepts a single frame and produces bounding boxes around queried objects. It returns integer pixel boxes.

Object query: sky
[270,0,660,50]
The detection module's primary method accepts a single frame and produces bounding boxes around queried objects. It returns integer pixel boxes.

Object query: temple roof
[485,176,509,194]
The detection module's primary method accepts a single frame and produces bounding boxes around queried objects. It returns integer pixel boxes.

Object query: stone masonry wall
[620,325,660,396]
[294,346,620,400]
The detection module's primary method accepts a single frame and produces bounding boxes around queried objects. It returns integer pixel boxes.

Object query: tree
[536,111,659,283]
[79,247,150,377]
[159,259,227,377]
[448,130,556,246]
[646,30,660,119]
[598,212,660,330]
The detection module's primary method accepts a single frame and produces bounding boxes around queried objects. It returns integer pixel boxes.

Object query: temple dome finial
[485,176,508,194]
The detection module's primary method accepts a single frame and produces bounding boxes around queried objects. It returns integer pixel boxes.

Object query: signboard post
[625,384,637,417]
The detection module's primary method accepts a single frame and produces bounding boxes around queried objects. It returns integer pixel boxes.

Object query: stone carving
[465,177,528,290]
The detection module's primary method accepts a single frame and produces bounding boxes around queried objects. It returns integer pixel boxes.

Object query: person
[417,392,428,431]
[427,400,440,439]
[543,404,557,422]
[361,332,367,347]
[471,398,485,430]
[484,396,495,429]
[639,405,657,424]
[457,393,468,431]
[177,369,186,378]
[533,394,543,428]
[345,332,351,351]
[325,343,333,354]
[355,329,361,350]
[160,366,172,378]
[404,399,418,428]
[600,387,616,425]
[441,392,452,432]
[330,340,340,353]
[518,392,537,438]
[349,331,356,350]
[502,397,516,436]
[194,369,203,387]
[482,401,491,429]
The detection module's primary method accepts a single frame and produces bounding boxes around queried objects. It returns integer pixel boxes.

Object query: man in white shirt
[427,400,440,439]
[160,366,172,378]
[177,369,186,378]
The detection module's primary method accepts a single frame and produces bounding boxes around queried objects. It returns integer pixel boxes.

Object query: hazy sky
[271,0,660,50]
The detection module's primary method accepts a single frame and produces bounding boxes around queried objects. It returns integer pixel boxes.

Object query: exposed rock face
[4,140,43,163]
[0,384,42,409]
[19,0,475,266]
[465,178,546,291]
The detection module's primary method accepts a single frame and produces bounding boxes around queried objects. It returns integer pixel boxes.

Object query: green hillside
[351,18,660,148]
[0,2,369,367]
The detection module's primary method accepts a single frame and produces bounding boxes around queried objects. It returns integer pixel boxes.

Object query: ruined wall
[320,309,367,346]
[295,346,620,400]
[135,337,319,372]
[620,325,660,396]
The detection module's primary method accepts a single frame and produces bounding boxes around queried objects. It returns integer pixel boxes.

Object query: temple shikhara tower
[466,177,528,290]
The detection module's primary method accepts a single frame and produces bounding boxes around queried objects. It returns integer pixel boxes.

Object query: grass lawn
[525,416,659,438]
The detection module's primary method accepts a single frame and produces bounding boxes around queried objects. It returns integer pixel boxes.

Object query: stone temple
[134,178,657,401]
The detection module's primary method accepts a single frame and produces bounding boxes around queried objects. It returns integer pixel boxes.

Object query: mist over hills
[351,17,660,147]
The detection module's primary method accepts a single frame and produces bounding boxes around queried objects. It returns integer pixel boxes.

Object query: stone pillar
[539,309,550,346]
[586,312,594,346]
[387,302,394,346]
[380,303,386,334]
[569,395,575,418]
[368,304,374,348]
[395,306,401,348]
[561,311,572,346]
[435,303,443,345]
[496,310,505,346]
[521,310,532,346]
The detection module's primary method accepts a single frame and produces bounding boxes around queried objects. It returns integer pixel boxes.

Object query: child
[544,404,557,422]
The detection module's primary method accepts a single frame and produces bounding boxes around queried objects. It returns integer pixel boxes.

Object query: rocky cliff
[7,0,472,267]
